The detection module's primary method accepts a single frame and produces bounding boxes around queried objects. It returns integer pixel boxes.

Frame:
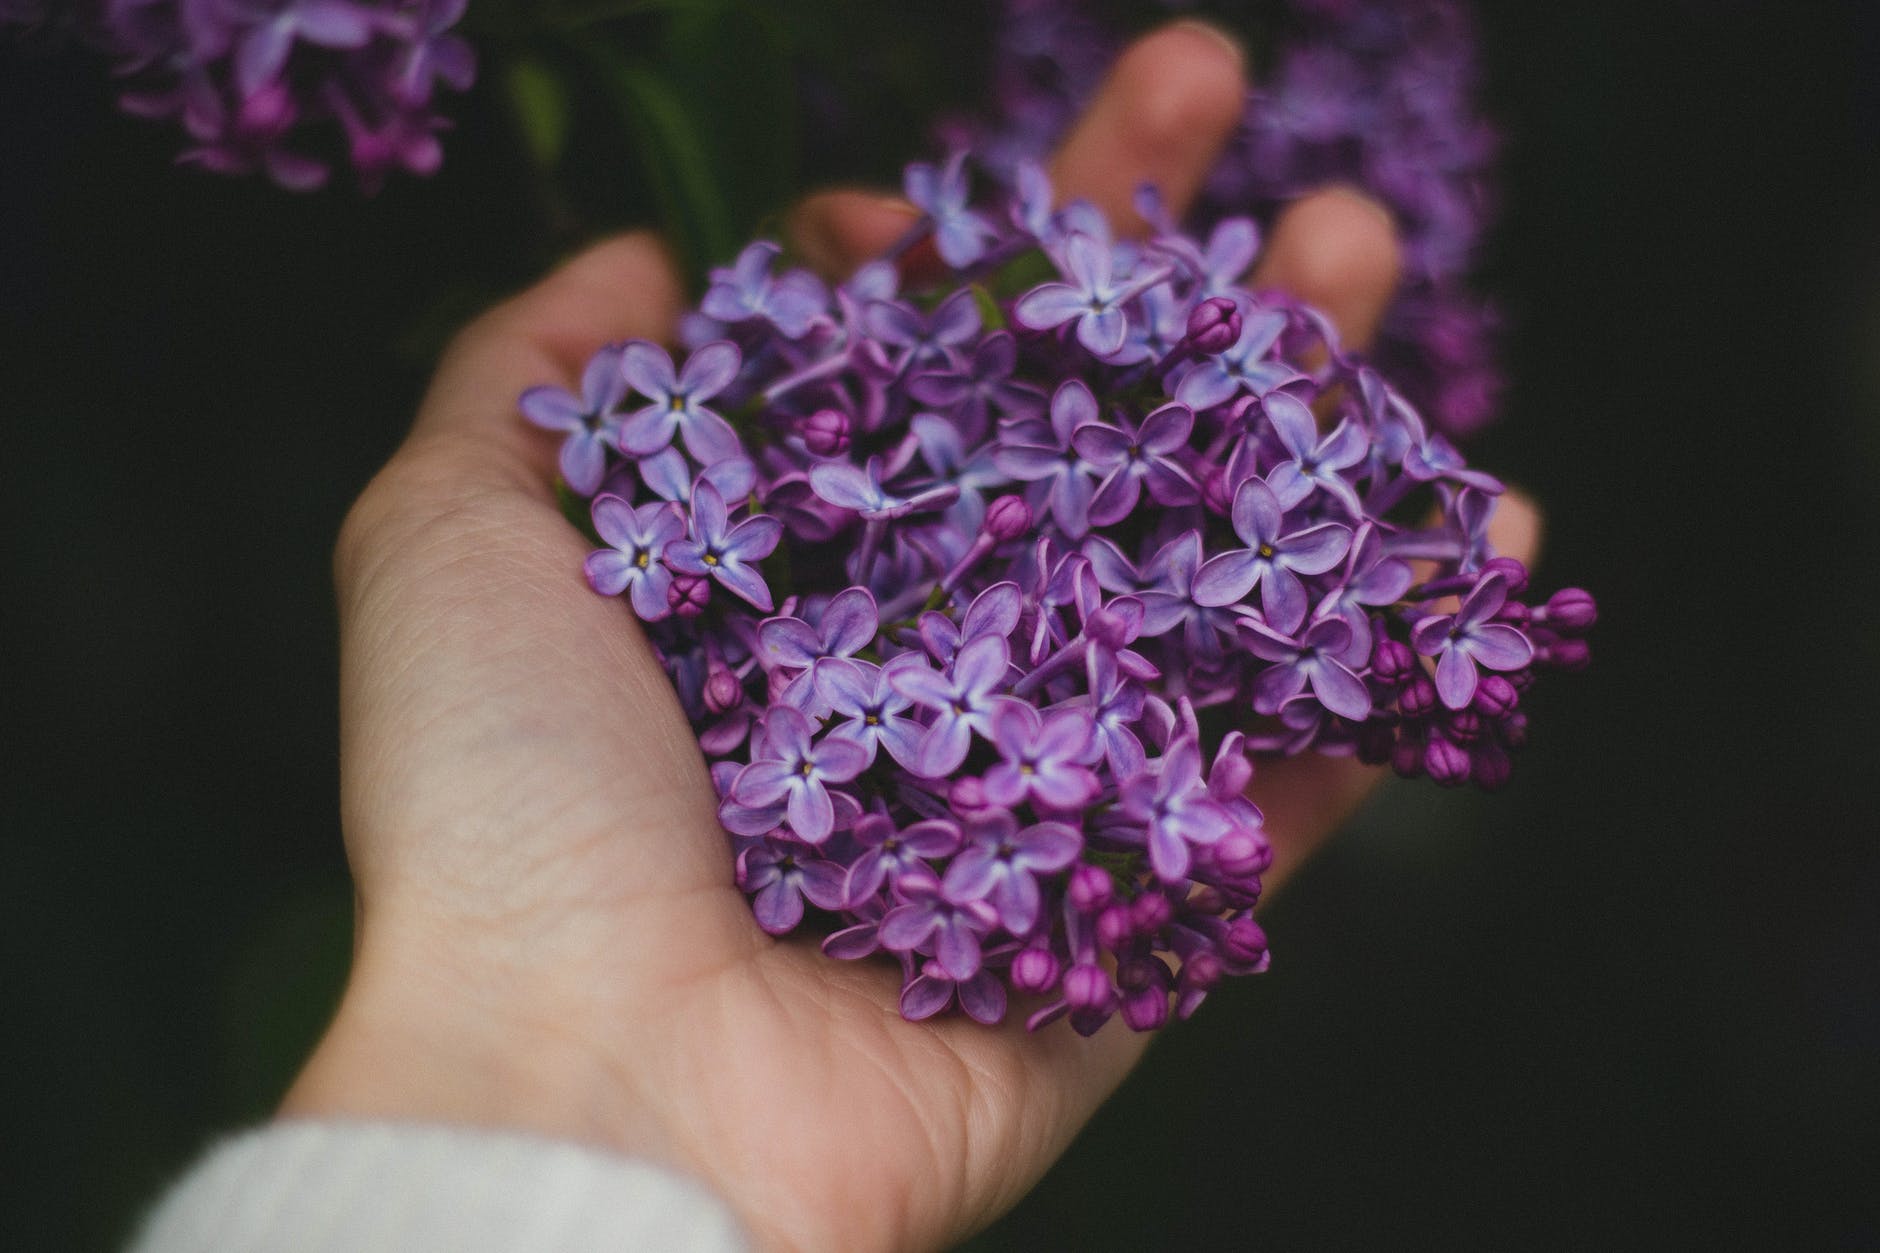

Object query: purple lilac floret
[521,160,1595,1034]
[939,0,1504,436]
[1,0,472,190]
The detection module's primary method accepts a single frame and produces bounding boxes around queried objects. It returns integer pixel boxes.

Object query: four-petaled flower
[619,339,743,462]
[664,480,783,611]
[519,344,627,496]
[821,657,927,770]
[994,379,1103,537]
[981,701,1099,811]
[1071,400,1200,527]
[737,838,847,934]
[879,869,1000,981]
[700,241,828,339]
[890,633,1011,774]
[731,707,869,843]
[1192,477,1352,633]
[584,496,684,620]
[942,811,1083,934]
[1172,306,1299,411]
[1410,571,1535,709]
[1015,232,1167,357]
[904,152,999,268]
[1117,736,1231,881]
[1238,616,1374,722]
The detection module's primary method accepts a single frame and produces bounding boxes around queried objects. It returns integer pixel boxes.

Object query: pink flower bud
[1399,673,1439,718]
[1481,556,1529,595]
[1542,587,1598,634]
[1010,945,1061,994]
[668,574,711,618]
[1425,735,1471,786]
[798,408,851,456]
[1063,962,1113,1012]
[1221,917,1268,967]
[1539,638,1591,671]
[1185,296,1242,354]
[1214,828,1271,878]
[1096,903,1134,951]
[1473,675,1519,717]
[1129,892,1172,934]
[703,666,743,714]
[983,494,1032,541]
[1068,864,1114,913]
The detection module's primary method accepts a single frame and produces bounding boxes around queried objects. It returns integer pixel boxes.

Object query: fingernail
[1172,19,1246,68]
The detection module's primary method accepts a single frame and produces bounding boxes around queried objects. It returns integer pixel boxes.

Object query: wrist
[277,907,674,1163]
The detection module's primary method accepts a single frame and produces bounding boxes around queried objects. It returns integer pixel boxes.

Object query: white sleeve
[126,1121,750,1253]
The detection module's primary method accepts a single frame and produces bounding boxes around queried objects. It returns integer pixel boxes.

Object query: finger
[404,232,684,493]
[1252,488,1544,892]
[1049,20,1248,234]
[788,189,920,279]
[1250,186,1402,352]
[788,20,1248,277]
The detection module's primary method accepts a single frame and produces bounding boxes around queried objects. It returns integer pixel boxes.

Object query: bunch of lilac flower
[523,157,1594,1032]
[941,0,1505,436]
[1,0,472,190]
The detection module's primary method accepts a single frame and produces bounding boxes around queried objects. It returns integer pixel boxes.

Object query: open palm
[282,25,1536,1253]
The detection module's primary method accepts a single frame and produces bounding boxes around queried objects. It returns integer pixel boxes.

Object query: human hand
[282,22,1538,1252]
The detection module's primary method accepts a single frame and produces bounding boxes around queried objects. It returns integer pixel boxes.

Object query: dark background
[4,2,1877,1247]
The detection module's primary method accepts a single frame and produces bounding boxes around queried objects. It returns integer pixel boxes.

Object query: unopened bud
[1010,945,1061,994]
[1474,675,1519,718]
[1185,296,1242,354]
[1214,828,1271,878]
[668,574,711,618]
[1202,467,1234,514]
[1481,556,1530,596]
[1129,892,1172,934]
[984,494,1032,542]
[1539,638,1591,672]
[1096,903,1134,952]
[948,776,989,812]
[1471,742,1513,791]
[1399,673,1438,718]
[703,666,743,714]
[1371,637,1417,688]
[1542,587,1598,634]
[798,408,851,456]
[1063,962,1113,1011]
[1424,735,1470,786]
[1222,917,1268,966]
[1068,864,1114,913]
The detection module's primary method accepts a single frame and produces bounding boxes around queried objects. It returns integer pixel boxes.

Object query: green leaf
[557,481,603,543]
[504,56,572,170]
[572,40,736,285]
[662,0,801,242]
[970,283,1007,331]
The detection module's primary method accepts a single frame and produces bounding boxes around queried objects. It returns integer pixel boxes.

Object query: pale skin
[281,22,1541,1253]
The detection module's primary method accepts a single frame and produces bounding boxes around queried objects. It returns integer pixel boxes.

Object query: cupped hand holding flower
[282,24,1537,1253]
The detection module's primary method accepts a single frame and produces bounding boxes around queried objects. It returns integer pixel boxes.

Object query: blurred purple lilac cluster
[522,157,1594,1032]
[1,0,472,190]
[944,0,1505,436]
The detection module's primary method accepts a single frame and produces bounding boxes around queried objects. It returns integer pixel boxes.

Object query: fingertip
[1490,487,1544,567]
[458,230,683,372]
[1254,186,1403,350]
[1051,20,1248,233]
[788,190,920,279]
